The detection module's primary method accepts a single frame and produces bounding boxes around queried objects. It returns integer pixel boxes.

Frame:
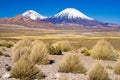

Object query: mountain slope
[22,10,47,20]
[42,8,108,27]
[0,8,120,30]
[53,8,94,20]
[0,15,55,29]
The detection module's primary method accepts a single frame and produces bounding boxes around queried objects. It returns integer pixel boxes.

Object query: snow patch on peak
[22,10,47,20]
[54,8,94,20]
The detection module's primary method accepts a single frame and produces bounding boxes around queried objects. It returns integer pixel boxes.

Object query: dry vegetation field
[0,24,120,80]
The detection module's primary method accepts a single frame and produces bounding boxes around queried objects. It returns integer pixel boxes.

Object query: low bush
[30,42,49,65]
[6,41,15,48]
[52,41,72,52]
[88,60,109,80]
[0,40,7,47]
[83,50,91,56]
[78,47,91,56]
[11,54,43,80]
[47,44,62,55]
[59,53,86,73]
[0,40,14,48]
[91,39,117,60]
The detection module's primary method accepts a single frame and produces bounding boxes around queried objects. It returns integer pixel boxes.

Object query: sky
[0,0,120,24]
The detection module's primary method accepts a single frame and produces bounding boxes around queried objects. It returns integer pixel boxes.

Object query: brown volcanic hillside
[0,15,90,30]
[0,15,55,29]
[0,15,120,31]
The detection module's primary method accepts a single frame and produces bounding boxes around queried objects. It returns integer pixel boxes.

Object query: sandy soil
[0,47,120,80]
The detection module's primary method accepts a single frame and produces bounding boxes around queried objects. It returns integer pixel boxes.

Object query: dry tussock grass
[88,60,109,80]
[52,40,72,52]
[12,46,31,62]
[30,42,49,65]
[11,54,43,80]
[91,39,118,60]
[59,53,86,73]
[12,38,33,51]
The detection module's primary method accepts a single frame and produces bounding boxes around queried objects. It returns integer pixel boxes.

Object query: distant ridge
[53,8,94,20]
[0,8,120,29]
[22,10,47,20]
[42,8,108,27]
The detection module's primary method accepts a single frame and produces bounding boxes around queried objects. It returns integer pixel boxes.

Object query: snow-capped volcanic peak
[22,10,47,20]
[54,8,94,20]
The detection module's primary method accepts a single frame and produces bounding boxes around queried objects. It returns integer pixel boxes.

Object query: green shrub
[78,47,90,56]
[0,40,14,48]
[47,44,62,55]
[114,59,120,75]
[88,60,109,80]
[0,40,7,46]
[91,39,117,60]
[12,46,31,62]
[11,54,43,80]
[6,41,15,48]
[83,50,91,56]
[52,41,72,52]
[30,42,49,65]
[59,53,86,73]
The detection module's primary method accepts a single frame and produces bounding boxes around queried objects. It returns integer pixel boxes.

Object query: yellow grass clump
[30,42,49,65]
[59,53,86,73]
[88,60,109,80]
[11,54,43,80]
[47,43,62,55]
[12,38,33,51]
[31,40,44,47]
[12,46,31,62]
[91,39,117,60]
[52,40,72,52]
[78,47,91,56]
[32,40,60,55]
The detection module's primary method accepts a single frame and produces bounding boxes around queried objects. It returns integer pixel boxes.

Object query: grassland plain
[0,23,120,79]
[0,24,120,50]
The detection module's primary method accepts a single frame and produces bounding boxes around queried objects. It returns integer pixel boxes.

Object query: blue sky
[0,0,120,24]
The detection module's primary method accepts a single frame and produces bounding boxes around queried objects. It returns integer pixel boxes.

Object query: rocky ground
[0,47,120,80]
